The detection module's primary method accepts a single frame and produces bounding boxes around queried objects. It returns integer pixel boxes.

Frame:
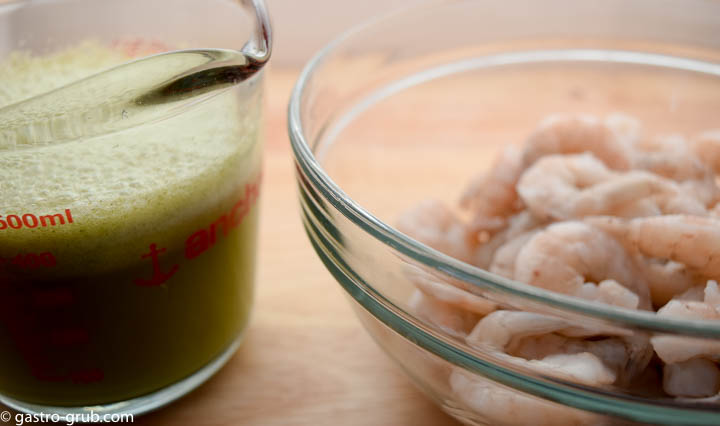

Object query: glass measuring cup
[0,0,271,416]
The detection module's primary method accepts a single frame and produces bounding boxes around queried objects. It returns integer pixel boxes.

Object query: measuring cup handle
[241,0,272,65]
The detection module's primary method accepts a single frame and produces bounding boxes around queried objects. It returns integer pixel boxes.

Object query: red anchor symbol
[134,243,179,287]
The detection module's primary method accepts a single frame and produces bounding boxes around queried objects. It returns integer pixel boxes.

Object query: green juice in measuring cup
[0,43,262,406]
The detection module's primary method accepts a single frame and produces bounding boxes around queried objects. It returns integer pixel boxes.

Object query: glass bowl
[288,0,720,425]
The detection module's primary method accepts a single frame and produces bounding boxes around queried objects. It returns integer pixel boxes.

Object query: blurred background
[268,0,421,66]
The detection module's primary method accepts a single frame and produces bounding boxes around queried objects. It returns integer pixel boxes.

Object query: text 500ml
[0,209,74,230]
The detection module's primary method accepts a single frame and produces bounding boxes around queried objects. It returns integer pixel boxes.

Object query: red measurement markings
[185,178,261,260]
[133,244,179,287]
[0,252,57,271]
[0,209,73,231]
[134,174,261,287]
[0,281,103,384]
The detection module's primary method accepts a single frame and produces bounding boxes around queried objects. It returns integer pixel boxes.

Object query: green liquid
[0,44,263,405]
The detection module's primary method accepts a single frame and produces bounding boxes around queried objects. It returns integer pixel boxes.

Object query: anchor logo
[134,243,179,287]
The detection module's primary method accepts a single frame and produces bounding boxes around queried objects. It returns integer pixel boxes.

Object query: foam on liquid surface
[0,42,262,273]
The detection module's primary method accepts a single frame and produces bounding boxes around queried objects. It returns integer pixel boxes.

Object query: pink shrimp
[472,211,544,270]
[460,146,525,239]
[513,221,651,309]
[407,290,481,339]
[522,113,636,171]
[405,264,497,316]
[466,310,652,386]
[663,358,720,398]
[693,130,720,174]
[587,215,720,280]
[467,311,617,385]
[633,258,699,308]
[450,368,600,426]
[634,134,720,207]
[650,281,720,365]
[489,230,540,280]
[517,153,706,221]
[396,200,472,263]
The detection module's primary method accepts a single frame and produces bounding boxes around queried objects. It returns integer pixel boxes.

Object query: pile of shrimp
[397,113,720,419]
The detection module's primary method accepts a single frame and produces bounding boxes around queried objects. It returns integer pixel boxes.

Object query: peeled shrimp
[588,215,720,279]
[694,130,720,174]
[663,358,720,398]
[467,311,616,385]
[463,113,640,237]
[633,134,720,206]
[522,113,635,171]
[634,258,698,308]
[468,311,576,351]
[513,221,651,309]
[513,332,652,386]
[449,369,600,426]
[712,203,720,218]
[651,281,720,364]
[471,211,544,269]
[407,290,481,339]
[466,310,651,386]
[396,200,472,263]
[460,145,524,238]
[489,230,540,279]
[517,153,706,221]
[634,134,710,181]
[405,264,497,316]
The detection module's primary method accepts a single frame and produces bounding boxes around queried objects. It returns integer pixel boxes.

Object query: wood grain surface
[0,69,458,425]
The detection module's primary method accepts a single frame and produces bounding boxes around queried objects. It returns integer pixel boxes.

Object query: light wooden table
[0,69,458,426]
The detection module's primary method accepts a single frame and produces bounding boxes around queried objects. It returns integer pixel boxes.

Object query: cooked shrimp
[407,290,480,339]
[634,134,720,207]
[512,331,652,386]
[651,281,720,364]
[694,130,720,174]
[396,200,472,263]
[587,215,720,279]
[705,280,720,308]
[405,264,497,316]
[513,221,651,309]
[467,311,575,350]
[460,146,524,239]
[653,189,709,216]
[450,369,600,426]
[517,154,706,221]
[466,310,651,386]
[633,134,719,207]
[522,113,635,171]
[663,358,720,398]
[712,203,720,218]
[464,113,640,236]
[633,258,698,308]
[634,134,709,181]
[574,280,640,310]
[606,112,643,147]
[466,311,616,385]
[489,230,540,279]
[472,211,544,269]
